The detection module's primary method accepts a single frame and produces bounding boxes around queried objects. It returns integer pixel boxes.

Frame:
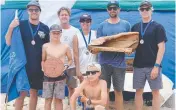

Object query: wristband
[154,63,160,67]
[64,64,69,69]
[87,98,91,105]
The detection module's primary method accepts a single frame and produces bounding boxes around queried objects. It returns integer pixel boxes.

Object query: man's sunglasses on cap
[108,6,118,11]
[28,8,40,13]
[139,7,151,12]
[85,71,99,76]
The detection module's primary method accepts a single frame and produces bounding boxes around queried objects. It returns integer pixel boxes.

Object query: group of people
[5,0,167,110]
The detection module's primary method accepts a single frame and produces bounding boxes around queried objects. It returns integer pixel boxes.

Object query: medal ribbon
[28,20,40,41]
[80,29,91,48]
[140,20,153,39]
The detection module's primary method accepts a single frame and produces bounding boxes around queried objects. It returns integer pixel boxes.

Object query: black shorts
[27,71,44,90]
[43,75,66,82]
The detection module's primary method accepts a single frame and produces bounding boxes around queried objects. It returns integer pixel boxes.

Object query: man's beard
[109,13,117,18]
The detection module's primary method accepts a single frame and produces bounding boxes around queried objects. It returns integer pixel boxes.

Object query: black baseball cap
[50,24,62,32]
[27,1,41,11]
[107,0,120,8]
[79,14,92,22]
[139,1,152,8]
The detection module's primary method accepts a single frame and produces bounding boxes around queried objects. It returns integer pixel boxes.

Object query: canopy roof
[1,0,175,11]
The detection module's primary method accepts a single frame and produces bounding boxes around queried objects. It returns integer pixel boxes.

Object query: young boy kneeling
[70,63,107,110]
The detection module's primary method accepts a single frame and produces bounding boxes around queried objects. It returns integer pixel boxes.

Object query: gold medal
[31,40,36,45]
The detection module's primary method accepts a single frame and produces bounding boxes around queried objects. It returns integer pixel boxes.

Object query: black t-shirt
[19,20,49,76]
[131,21,167,68]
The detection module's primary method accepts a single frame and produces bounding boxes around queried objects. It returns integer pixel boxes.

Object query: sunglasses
[28,9,40,13]
[139,8,151,12]
[80,20,91,23]
[108,7,118,11]
[85,71,99,76]
[51,31,62,35]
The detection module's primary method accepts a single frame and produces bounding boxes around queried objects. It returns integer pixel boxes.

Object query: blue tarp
[1,9,175,95]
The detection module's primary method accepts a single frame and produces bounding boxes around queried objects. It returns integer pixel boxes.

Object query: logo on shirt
[63,36,69,41]
[38,31,46,39]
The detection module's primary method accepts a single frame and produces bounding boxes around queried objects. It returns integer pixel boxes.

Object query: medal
[140,20,153,44]
[28,20,40,46]
[140,39,144,44]
[80,29,91,54]
[31,40,36,45]
[85,50,90,55]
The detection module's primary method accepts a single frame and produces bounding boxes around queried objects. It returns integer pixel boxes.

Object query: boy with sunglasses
[92,1,131,110]
[131,1,167,110]
[5,1,49,110]
[70,63,107,110]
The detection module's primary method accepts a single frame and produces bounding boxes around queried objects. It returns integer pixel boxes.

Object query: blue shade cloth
[6,24,30,102]
[1,0,175,11]
[70,9,175,88]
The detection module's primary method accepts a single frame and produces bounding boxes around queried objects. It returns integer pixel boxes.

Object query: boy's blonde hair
[87,62,101,72]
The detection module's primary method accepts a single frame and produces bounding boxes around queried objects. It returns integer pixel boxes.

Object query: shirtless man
[41,24,72,110]
[70,63,107,110]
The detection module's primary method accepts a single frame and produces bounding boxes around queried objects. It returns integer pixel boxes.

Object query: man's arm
[41,44,47,71]
[89,80,107,107]
[5,19,19,46]
[151,41,165,79]
[66,46,73,68]
[73,35,81,76]
[70,80,86,110]
[156,41,165,65]
[126,21,131,32]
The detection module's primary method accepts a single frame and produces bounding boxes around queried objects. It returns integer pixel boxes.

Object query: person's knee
[152,90,160,97]
[45,98,52,105]
[68,87,74,92]
[19,91,27,98]
[114,90,122,97]
[136,89,143,96]
[69,87,73,90]
[55,98,63,104]
[30,89,38,97]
